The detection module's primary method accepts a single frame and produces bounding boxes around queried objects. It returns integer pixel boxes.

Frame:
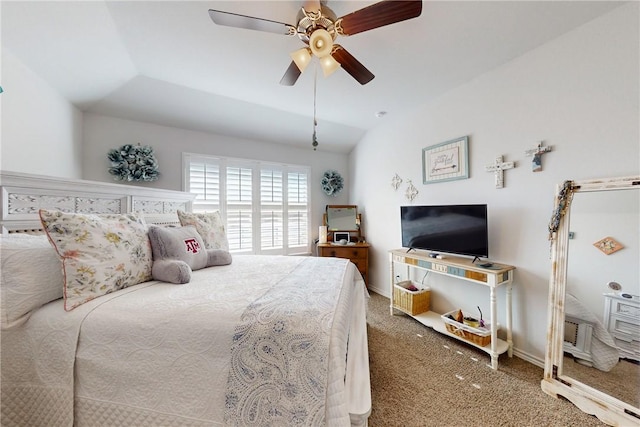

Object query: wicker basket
[393,281,430,315]
[441,310,494,347]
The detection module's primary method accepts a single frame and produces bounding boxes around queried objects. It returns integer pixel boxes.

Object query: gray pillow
[206,249,233,268]
[148,225,232,284]
[148,225,208,282]
[152,259,192,285]
[148,225,208,269]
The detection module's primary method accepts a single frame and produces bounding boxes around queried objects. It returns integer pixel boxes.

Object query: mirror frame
[541,175,640,425]
[324,205,360,232]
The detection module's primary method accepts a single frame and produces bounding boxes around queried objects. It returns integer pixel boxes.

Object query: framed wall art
[422,136,469,184]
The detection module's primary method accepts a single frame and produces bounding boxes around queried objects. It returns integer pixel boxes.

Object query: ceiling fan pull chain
[312,64,319,151]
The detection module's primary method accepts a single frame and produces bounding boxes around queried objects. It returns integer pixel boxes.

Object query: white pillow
[177,210,229,251]
[0,234,64,327]
[39,209,153,311]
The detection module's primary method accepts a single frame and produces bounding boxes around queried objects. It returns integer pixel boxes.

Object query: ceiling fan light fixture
[290,47,312,72]
[309,29,333,58]
[319,55,340,77]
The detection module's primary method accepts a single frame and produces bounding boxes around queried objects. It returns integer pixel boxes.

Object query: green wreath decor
[107,143,159,182]
[321,170,344,197]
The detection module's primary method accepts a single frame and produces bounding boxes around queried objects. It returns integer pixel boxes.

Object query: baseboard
[512,349,544,368]
[368,284,389,298]
[367,287,546,369]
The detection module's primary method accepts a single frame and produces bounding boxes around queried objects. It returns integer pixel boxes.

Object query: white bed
[0,171,371,427]
[563,293,619,372]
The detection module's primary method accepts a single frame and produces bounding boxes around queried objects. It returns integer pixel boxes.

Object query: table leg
[506,281,513,357]
[389,254,395,315]
[490,286,498,370]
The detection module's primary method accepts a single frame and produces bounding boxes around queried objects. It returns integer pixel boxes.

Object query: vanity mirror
[542,176,640,425]
[325,205,360,232]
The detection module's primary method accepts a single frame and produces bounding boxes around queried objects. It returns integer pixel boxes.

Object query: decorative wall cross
[525,141,552,172]
[391,173,403,190]
[485,156,515,189]
[405,180,418,202]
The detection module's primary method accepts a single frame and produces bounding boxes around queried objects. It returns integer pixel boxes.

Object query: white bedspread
[0,283,157,426]
[1,255,368,427]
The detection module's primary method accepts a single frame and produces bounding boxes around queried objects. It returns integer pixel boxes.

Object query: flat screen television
[400,204,489,259]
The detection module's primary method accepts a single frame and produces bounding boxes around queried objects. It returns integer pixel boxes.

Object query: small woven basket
[393,281,430,315]
[441,310,493,347]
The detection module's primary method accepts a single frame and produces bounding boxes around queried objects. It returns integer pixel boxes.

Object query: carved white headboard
[0,171,196,234]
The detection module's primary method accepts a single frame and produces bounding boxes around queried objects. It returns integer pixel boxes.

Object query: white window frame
[183,153,311,255]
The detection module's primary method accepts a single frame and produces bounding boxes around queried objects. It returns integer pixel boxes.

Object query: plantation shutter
[226,165,253,252]
[260,168,284,251]
[186,156,220,212]
[184,153,310,255]
[287,170,308,251]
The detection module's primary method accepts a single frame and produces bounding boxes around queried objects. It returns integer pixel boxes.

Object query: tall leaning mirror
[542,176,640,426]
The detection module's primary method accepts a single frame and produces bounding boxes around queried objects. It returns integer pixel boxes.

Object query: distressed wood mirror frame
[541,175,640,426]
[323,205,363,242]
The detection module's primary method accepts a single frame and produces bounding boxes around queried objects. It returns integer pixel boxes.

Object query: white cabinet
[389,249,516,370]
[603,293,640,361]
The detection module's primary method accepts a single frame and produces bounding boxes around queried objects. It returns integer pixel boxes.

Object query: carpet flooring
[365,291,608,427]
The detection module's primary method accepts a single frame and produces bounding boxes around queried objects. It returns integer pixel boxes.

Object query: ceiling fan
[208,0,423,86]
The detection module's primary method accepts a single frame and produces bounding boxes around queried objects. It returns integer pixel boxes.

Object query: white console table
[389,249,516,370]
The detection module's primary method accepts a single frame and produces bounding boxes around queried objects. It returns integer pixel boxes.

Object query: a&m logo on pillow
[184,238,201,254]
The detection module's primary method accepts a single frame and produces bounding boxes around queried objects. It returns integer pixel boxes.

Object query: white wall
[82,113,351,241]
[0,47,351,246]
[349,4,639,363]
[0,49,83,178]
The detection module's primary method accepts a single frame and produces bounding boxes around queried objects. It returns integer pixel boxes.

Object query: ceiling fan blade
[338,0,422,36]
[332,46,375,85]
[280,62,302,86]
[208,9,294,35]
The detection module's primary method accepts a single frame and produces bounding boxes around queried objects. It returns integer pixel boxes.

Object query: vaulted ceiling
[1,1,624,153]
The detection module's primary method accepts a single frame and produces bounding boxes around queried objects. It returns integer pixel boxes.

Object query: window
[226,165,253,252]
[260,168,283,250]
[184,154,310,255]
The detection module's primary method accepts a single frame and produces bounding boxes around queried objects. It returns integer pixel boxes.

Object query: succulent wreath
[107,143,159,182]
[321,170,344,197]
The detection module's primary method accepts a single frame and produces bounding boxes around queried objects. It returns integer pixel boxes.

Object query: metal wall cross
[485,156,515,189]
[525,141,552,172]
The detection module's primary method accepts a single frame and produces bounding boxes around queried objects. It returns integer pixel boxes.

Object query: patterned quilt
[1,255,367,427]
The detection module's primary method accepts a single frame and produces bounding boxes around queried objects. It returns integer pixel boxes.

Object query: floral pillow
[177,210,229,251]
[39,209,153,311]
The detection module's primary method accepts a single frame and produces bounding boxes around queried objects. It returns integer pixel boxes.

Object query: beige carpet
[365,292,606,427]
[562,355,639,408]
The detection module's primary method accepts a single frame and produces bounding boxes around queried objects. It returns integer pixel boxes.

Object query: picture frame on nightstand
[334,232,350,243]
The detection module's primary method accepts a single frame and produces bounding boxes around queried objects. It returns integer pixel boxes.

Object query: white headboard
[0,171,196,234]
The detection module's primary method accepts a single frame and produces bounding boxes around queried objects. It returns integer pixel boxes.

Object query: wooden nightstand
[318,242,370,285]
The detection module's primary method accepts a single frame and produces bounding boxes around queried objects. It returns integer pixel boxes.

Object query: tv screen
[400,204,489,258]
